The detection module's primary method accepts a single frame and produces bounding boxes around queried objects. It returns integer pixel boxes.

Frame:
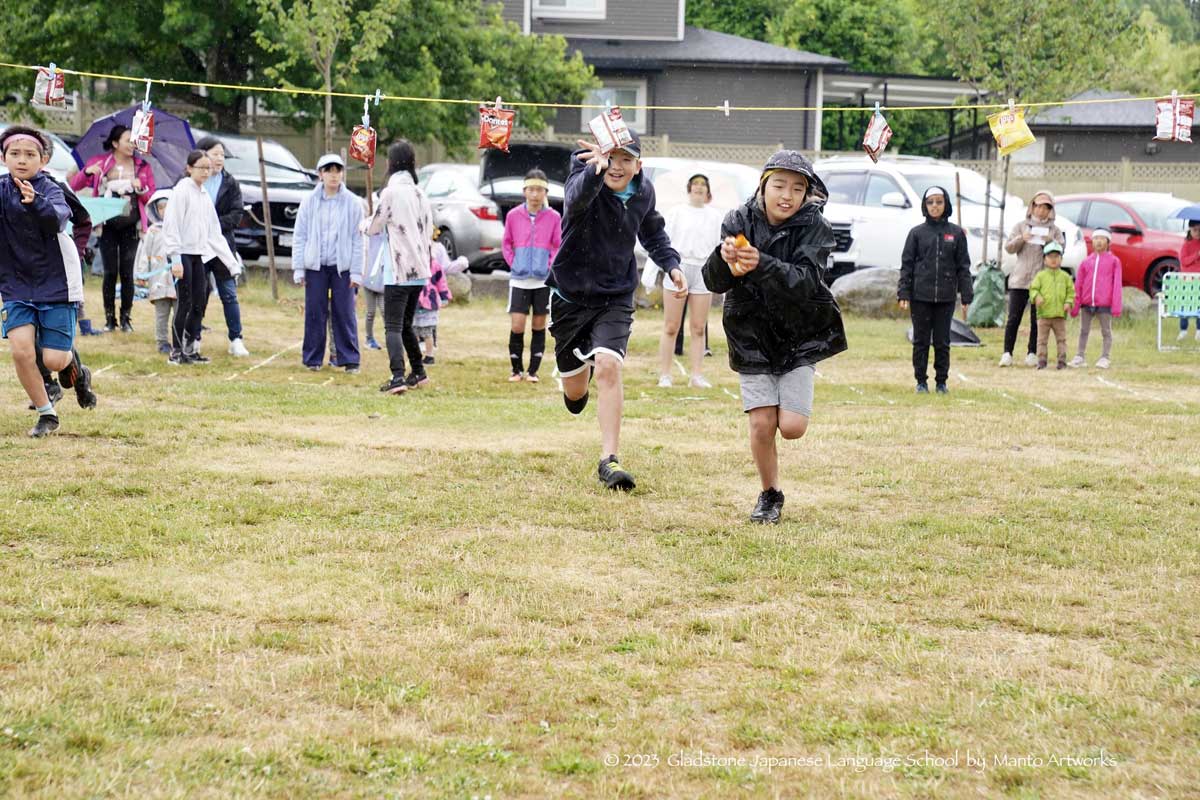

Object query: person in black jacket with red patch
[702,150,847,525]
[898,186,973,396]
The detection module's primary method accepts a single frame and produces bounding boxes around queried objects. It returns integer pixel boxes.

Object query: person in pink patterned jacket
[1069,228,1123,369]
[501,169,561,382]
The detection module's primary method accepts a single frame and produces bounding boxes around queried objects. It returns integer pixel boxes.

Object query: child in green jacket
[1029,242,1075,370]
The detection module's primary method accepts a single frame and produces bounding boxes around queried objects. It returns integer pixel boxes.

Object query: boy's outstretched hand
[14,177,37,204]
[575,139,609,175]
[668,268,689,299]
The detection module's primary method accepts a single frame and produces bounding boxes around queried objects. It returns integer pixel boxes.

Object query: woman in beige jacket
[1000,190,1066,366]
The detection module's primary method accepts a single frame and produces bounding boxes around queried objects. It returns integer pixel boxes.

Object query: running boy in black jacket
[549,130,687,491]
[898,186,973,395]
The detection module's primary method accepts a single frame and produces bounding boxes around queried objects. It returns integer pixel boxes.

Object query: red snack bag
[1155,95,1194,143]
[479,106,516,152]
[31,65,66,109]
[131,108,154,154]
[349,124,377,167]
[862,107,893,163]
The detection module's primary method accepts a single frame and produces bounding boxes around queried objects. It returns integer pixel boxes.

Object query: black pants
[100,224,139,319]
[174,254,214,350]
[911,300,955,385]
[1003,288,1038,356]
[383,284,424,379]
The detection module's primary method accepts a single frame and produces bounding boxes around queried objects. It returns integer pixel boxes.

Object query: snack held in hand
[731,233,751,275]
[130,108,155,154]
[349,124,377,166]
[587,106,634,155]
[862,107,893,163]
[32,65,66,109]
[987,105,1036,157]
[1154,94,1194,143]
[478,106,516,152]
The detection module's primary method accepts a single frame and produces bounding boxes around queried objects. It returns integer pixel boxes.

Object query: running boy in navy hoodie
[550,131,688,490]
[1,126,97,437]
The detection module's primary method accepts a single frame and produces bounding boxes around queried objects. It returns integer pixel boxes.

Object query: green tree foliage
[766,0,919,73]
[684,0,784,41]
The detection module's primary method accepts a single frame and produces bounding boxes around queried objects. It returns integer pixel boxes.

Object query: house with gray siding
[497,0,845,150]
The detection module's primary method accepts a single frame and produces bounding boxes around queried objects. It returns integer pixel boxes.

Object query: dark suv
[193,130,318,260]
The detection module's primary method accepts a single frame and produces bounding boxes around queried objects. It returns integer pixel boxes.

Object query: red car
[1055,193,1191,296]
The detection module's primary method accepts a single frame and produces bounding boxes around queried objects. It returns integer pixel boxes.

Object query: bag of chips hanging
[130,108,155,154]
[349,124,377,166]
[862,109,893,163]
[987,106,1036,157]
[587,106,634,155]
[31,65,66,109]
[478,106,516,152]
[1154,96,1194,143]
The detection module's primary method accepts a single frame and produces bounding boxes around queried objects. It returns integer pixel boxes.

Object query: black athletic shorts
[548,290,635,377]
[508,285,551,316]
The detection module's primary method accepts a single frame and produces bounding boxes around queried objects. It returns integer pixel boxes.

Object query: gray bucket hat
[759,150,827,202]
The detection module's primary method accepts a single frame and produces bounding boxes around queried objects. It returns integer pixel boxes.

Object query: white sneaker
[1179,330,1189,342]
[688,375,712,389]
[228,338,250,357]
[657,375,673,388]
[998,352,1013,367]
[1024,353,1038,367]
[1096,357,1110,369]
[1068,355,1085,368]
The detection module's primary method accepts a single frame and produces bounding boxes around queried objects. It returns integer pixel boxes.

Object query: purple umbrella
[72,105,195,189]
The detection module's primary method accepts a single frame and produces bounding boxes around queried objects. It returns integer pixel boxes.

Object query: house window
[533,0,605,21]
[580,80,647,133]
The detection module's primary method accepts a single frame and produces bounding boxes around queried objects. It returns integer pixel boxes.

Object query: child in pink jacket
[1069,228,1122,369]
[501,169,561,382]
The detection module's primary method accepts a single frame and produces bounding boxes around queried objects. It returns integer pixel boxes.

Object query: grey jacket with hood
[1004,189,1066,290]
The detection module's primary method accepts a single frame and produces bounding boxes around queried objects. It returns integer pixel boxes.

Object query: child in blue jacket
[1,126,97,437]
[549,130,688,491]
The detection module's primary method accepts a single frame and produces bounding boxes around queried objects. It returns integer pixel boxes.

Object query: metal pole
[982,168,993,264]
[955,171,963,229]
[997,156,1012,271]
[256,136,278,300]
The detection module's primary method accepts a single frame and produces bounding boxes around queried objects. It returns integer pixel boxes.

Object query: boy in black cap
[703,150,847,524]
[550,131,688,490]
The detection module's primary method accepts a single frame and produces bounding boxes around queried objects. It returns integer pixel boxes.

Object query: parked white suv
[813,155,1085,272]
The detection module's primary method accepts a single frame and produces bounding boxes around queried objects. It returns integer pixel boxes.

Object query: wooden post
[955,171,963,229]
[365,164,374,217]
[997,156,1012,266]
[982,167,993,264]
[256,136,278,300]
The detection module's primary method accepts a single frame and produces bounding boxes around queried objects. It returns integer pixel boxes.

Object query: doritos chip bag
[862,108,893,163]
[349,124,377,167]
[987,106,1036,157]
[479,106,516,152]
[32,66,66,109]
[130,108,155,154]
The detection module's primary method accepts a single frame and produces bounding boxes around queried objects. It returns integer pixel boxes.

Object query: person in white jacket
[160,150,239,365]
[655,174,724,388]
[365,140,434,394]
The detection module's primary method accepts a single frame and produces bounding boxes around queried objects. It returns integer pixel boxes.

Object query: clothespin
[374,89,382,107]
[722,99,730,117]
[142,79,152,112]
[1008,98,1016,114]
[48,62,58,75]
[494,95,503,110]
[1171,89,1179,108]
[362,95,371,128]
[874,101,882,115]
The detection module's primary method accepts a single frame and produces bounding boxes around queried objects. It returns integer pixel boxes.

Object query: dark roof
[570,26,846,70]
[1030,90,1156,128]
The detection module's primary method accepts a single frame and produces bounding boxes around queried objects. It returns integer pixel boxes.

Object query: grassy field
[1,274,1198,799]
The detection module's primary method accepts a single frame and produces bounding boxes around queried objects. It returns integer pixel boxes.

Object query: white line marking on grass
[322,377,334,386]
[956,372,972,383]
[226,342,301,380]
[961,371,1048,413]
[722,387,739,402]
[94,364,119,375]
[673,358,689,378]
[1029,402,1052,415]
[1096,376,1186,409]
[144,372,158,379]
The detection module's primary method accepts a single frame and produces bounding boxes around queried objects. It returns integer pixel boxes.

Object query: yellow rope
[4,61,1197,114]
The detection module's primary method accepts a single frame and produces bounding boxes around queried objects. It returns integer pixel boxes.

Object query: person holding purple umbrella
[68,125,155,332]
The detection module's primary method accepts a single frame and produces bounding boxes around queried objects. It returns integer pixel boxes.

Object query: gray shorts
[739,365,815,417]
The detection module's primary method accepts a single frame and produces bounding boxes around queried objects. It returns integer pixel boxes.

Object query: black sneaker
[598,455,636,492]
[749,488,784,524]
[935,383,948,395]
[28,380,63,410]
[167,350,192,366]
[405,372,430,389]
[422,355,435,365]
[915,383,929,394]
[188,352,211,364]
[29,414,59,438]
[120,319,134,333]
[563,391,589,415]
[72,365,97,409]
[380,376,408,394]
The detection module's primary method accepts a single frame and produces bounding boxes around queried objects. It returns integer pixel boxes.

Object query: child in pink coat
[1069,228,1123,369]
